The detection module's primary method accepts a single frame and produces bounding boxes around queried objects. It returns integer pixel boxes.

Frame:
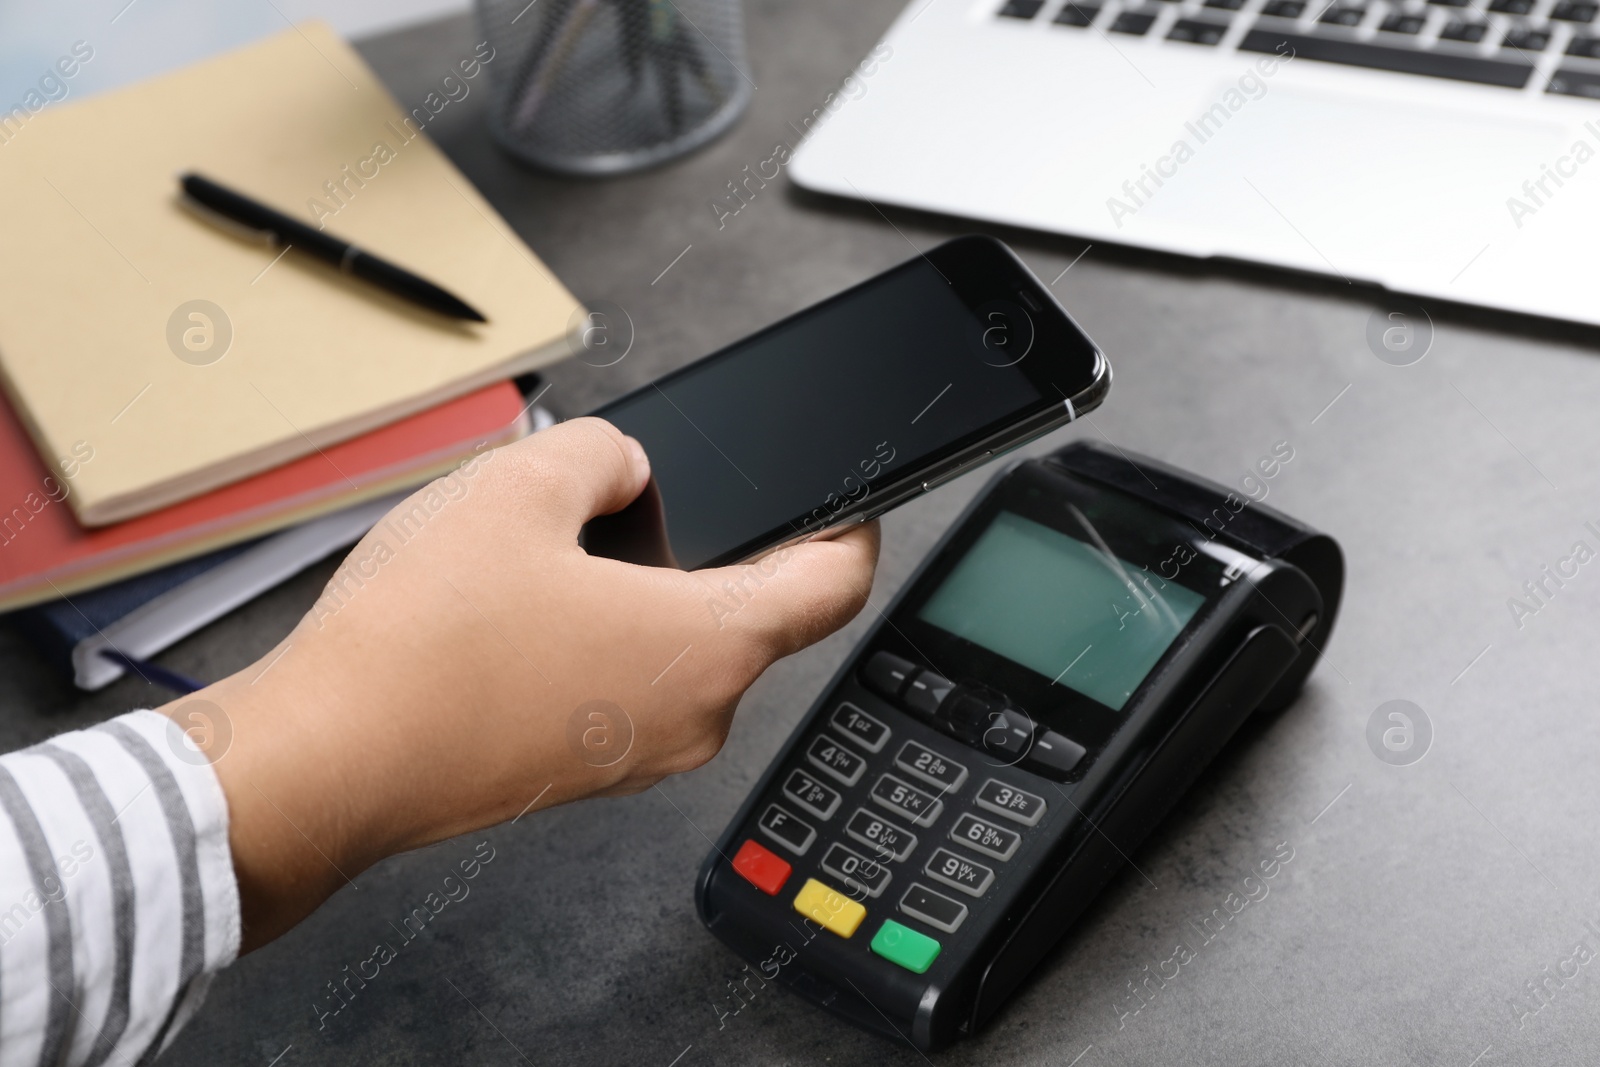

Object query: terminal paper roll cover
[1043,440,1344,713]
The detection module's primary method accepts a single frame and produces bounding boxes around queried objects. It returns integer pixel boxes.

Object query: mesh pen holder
[477,0,752,176]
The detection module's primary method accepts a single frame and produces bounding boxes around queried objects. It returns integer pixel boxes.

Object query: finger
[701,521,881,659]
[502,416,651,533]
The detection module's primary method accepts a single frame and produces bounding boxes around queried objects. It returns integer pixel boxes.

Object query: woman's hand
[165,417,880,951]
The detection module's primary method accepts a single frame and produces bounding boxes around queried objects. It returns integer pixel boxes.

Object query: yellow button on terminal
[792,877,867,938]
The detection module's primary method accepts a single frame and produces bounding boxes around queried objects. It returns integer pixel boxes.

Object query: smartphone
[583,235,1111,570]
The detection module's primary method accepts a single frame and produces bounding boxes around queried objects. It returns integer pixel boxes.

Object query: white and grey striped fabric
[0,709,239,1066]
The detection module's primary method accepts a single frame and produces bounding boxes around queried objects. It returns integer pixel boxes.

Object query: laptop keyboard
[997,0,1600,96]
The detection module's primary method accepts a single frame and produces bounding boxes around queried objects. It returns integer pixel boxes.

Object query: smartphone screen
[587,236,1106,570]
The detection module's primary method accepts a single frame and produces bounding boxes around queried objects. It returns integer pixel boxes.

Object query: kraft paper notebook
[0,22,579,525]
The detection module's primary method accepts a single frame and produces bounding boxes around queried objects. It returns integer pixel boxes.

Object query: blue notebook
[11,494,402,690]
[19,539,260,665]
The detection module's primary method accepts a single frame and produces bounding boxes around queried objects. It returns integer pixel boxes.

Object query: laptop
[789,0,1600,326]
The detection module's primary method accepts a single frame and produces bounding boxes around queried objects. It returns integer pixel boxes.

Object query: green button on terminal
[870,919,942,974]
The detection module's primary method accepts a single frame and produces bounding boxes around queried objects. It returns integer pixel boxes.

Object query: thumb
[701,521,882,659]
[505,416,651,534]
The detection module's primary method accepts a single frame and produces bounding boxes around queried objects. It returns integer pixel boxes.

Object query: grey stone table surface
[6,1,1600,1064]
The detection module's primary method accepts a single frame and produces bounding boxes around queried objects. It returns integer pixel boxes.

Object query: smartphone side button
[923,451,992,493]
[857,482,923,523]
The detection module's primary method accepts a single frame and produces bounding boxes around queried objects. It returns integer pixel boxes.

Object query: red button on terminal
[732,839,792,895]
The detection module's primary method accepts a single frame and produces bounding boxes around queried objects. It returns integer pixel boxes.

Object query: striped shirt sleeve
[0,709,240,1067]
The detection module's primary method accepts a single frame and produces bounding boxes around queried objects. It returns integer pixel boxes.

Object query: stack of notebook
[0,24,581,690]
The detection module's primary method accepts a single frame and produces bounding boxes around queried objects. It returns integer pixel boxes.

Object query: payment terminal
[694,440,1344,1051]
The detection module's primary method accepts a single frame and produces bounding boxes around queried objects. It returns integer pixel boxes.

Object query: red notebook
[0,382,530,612]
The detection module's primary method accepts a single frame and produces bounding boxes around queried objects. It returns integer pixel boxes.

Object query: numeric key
[807,735,866,786]
[925,848,996,897]
[871,774,944,827]
[951,813,1021,861]
[782,769,840,820]
[895,741,968,792]
[846,808,918,861]
[822,842,893,897]
[830,702,889,752]
[975,779,1047,826]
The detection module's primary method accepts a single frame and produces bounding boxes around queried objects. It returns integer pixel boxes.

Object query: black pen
[179,172,488,323]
